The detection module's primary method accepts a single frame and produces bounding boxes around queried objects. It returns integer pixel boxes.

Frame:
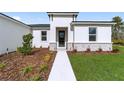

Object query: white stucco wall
[0,16,31,55]
[97,26,112,43]
[32,30,49,48]
[74,26,89,42]
[74,26,112,43]
[50,16,74,43]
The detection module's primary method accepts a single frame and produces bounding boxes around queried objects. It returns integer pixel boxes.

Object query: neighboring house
[31,12,114,51]
[0,12,115,55]
[0,13,31,55]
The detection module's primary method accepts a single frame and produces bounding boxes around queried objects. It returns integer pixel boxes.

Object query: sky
[3,12,124,24]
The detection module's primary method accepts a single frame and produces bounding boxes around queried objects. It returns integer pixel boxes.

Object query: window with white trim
[89,27,96,41]
[41,31,47,41]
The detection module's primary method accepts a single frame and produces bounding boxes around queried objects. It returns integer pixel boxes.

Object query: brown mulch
[0,48,56,81]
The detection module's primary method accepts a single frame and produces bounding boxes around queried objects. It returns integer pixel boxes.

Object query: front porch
[49,27,73,51]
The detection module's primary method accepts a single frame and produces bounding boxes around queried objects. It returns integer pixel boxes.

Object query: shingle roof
[71,21,115,25]
[29,24,50,27]
[28,24,50,30]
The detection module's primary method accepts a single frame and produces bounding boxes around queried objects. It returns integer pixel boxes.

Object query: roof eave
[47,12,79,16]
[71,22,116,25]
[0,13,30,29]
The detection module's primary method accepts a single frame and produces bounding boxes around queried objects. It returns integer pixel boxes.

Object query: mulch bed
[0,48,56,81]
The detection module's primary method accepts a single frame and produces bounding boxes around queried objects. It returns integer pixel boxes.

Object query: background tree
[112,16,123,32]
[112,16,124,45]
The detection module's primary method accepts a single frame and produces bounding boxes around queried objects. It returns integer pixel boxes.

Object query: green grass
[68,45,124,81]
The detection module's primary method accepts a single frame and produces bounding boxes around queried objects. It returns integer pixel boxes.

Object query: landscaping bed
[68,46,124,81]
[0,48,56,81]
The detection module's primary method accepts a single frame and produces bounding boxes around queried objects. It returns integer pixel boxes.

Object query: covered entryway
[56,27,68,50]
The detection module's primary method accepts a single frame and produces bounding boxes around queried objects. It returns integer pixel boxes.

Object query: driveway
[48,50,76,81]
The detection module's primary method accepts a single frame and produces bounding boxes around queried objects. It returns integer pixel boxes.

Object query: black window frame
[89,27,97,41]
[41,31,47,41]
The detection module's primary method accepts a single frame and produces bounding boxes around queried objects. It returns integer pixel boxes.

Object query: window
[89,27,96,41]
[41,31,47,41]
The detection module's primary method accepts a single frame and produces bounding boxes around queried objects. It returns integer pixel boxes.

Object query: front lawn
[0,48,56,81]
[68,46,124,81]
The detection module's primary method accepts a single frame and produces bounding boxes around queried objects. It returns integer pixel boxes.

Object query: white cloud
[12,16,21,21]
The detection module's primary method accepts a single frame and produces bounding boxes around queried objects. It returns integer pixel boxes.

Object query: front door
[58,31,65,47]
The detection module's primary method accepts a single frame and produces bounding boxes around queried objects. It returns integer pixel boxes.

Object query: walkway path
[48,50,76,81]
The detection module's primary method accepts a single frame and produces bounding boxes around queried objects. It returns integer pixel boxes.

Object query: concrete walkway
[48,50,76,81]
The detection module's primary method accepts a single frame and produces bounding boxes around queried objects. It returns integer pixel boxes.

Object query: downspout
[30,27,33,48]
[71,23,75,51]
[72,15,77,51]
[73,26,75,51]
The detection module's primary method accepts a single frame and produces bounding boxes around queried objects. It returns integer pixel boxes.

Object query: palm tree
[112,16,123,32]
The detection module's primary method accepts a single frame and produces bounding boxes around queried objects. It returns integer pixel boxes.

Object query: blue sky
[3,12,124,24]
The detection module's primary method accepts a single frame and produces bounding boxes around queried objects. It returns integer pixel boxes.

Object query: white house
[0,12,115,55]
[0,13,31,55]
[31,12,115,51]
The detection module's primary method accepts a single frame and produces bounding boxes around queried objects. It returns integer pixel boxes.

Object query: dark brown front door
[58,31,65,47]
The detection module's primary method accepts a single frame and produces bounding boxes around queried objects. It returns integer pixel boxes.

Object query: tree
[112,16,123,32]
[18,33,33,55]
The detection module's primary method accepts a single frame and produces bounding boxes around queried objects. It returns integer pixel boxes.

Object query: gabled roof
[0,13,30,28]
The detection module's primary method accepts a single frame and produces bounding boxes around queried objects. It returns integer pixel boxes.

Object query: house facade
[0,12,115,55]
[32,12,114,51]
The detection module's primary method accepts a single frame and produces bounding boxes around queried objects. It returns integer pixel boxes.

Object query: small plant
[29,75,42,81]
[98,48,102,52]
[112,48,119,53]
[21,66,33,75]
[40,46,42,48]
[49,51,53,54]
[17,33,33,55]
[0,63,6,69]
[73,49,77,53]
[86,48,91,52]
[40,64,48,72]
[42,54,51,62]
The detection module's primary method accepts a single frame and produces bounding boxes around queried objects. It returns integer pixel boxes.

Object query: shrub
[112,49,119,53]
[98,48,102,52]
[29,75,42,81]
[40,64,48,72]
[86,48,91,52]
[73,49,77,53]
[21,66,33,75]
[17,33,33,55]
[0,63,6,69]
[112,39,124,45]
[112,46,119,53]
[42,54,51,62]
[112,32,124,40]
